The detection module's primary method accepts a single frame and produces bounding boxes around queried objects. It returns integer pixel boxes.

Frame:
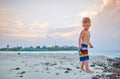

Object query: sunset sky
[0,0,120,50]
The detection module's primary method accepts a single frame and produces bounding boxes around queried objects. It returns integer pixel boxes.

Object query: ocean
[0,50,120,58]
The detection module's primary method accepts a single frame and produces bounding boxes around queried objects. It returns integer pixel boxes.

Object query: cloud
[103,0,109,4]
[69,22,81,27]
[0,8,80,40]
[92,0,120,41]
[28,21,48,34]
[46,26,80,41]
[29,21,48,27]
[0,8,48,39]
[61,15,71,18]
[78,10,98,19]
[95,0,120,22]
[0,8,24,34]
[51,32,73,38]
[56,15,72,19]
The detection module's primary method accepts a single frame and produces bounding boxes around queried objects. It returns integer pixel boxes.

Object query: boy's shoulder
[82,30,89,33]
[80,30,90,35]
[80,30,85,36]
[81,30,84,32]
[81,30,85,34]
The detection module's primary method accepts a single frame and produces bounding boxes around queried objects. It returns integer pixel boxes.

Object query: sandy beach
[0,53,120,79]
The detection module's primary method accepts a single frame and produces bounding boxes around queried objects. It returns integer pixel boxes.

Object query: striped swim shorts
[79,44,89,62]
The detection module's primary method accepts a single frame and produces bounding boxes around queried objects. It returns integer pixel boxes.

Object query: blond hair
[82,17,91,24]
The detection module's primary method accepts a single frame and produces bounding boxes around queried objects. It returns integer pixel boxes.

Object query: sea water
[0,50,120,58]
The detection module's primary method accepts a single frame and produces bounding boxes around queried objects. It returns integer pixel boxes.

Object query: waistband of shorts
[81,44,88,46]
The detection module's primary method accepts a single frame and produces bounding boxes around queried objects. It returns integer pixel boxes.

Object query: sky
[0,0,120,50]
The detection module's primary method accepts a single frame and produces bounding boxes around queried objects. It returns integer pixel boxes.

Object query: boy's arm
[89,31,93,48]
[78,31,84,48]
[78,36,81,48]
[89,42,93,48]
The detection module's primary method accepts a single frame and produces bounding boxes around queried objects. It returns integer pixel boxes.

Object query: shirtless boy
[78,17,94,73]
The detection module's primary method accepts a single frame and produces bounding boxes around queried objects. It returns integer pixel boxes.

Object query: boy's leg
[84,60,89,70]
[80,61,85,71]
[84,60,94,73]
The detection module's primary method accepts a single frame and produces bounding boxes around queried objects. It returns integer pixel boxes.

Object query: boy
[78,17,94,73]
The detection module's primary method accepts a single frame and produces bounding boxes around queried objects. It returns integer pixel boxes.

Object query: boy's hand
[78,48,82,54]
[90,45,93,48]
[78,44,82,54]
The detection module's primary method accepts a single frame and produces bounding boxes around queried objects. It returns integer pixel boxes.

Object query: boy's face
[82,22,91,30]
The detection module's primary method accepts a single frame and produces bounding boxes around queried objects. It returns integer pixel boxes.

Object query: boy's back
[80,30,90,45]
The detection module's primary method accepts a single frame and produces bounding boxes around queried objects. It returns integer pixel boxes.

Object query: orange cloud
[0,8,23,29]
[95,0,120,22]
[92,0,120,39]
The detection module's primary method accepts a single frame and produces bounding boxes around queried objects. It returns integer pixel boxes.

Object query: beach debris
[113,62,120,68]
[44,67,49,70]
[97,63,106,67]
[92,75,101,79]
[93,57,120,79]
[16,71,26,78]
[70,63,73,65]
[28,65,34,68]
[56,72,59,75]
[45,63,50,65]
[64,71,69,73]
[21,71,26,74]
[18,52,21,55]
[17,71,26,74]
[16,75,23,78]
[107,58,115,66]
[92,73,120,79]
[107,57,120,68]
[20,75,23,77]
[51,63,57,66]
[41,62,57,66]
[66,68,72,71]
[33,63,40,66]
[76,67,80,69]
[21,60,27,63]
[15,67,20,70]
[90,64,95,67]
[9,67,21,72]
[55,66,72,71]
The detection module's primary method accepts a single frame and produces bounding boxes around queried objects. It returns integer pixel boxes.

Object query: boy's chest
[84,32,90,38]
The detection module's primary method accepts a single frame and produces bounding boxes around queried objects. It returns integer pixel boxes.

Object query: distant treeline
[0,45,78,51]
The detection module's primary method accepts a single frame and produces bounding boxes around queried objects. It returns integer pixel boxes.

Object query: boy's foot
[86,69,94,74]
[80,68,85,71]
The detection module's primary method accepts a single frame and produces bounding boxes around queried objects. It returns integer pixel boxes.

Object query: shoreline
[0,50,120,58]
